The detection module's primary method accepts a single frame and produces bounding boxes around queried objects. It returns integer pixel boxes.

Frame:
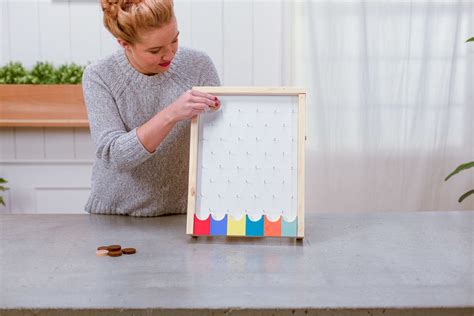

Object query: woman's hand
[168,90,220,122]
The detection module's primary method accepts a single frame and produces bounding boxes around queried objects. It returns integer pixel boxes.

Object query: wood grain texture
[193,86,306,95]
[186,115,199,235]
[297,93,306,239]
[0,85,88,127]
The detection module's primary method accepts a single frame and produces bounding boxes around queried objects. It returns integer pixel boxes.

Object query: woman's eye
[150,50,160,54]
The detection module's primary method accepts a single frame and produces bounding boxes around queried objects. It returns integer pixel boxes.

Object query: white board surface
[195,95,299,223]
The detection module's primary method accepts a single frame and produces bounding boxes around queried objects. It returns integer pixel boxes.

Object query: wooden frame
[186,87,306,239]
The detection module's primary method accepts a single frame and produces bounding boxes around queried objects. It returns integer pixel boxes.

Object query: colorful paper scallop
[246,216,264,237]
[281,217,297,237]
[193,214,210,235]
[193,214,297,237]
[227,215,246,236]
[264,216,282,237]
[210,215,227,236]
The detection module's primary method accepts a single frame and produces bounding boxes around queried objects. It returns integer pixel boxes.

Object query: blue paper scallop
[245,215,264,237]
[210,214,227,236]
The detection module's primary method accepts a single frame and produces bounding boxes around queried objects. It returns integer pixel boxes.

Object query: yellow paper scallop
[227,215,246,236]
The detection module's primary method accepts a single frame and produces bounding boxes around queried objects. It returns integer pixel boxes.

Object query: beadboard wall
[0,0,294,214]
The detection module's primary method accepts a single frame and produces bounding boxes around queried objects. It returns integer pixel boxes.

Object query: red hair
[101,0,175,44]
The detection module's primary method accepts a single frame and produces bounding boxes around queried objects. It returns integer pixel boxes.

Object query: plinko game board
[186,87,305,239]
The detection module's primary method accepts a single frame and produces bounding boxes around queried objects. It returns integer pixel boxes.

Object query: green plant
[0,178,7,207]
[0,62,28,84]
[444,37,474,203]
[0,61,86,84]
[445,162,474,203]
[30,62,58,84]
[55,63,85,84]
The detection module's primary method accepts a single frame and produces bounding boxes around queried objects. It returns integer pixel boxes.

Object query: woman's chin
[144,68,166,76]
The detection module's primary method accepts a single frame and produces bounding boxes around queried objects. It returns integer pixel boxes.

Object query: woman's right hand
[168,90,219,122]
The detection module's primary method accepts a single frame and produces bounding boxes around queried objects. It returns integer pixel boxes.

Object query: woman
[82,0,220,216]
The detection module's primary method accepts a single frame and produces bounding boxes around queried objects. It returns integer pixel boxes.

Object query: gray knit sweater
[82,47,220,216]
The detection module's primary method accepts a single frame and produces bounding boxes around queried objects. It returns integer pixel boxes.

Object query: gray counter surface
[0,211,472,315]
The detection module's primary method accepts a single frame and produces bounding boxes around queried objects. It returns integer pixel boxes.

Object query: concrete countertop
[0,211,473,316]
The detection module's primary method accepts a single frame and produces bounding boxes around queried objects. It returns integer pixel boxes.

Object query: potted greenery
[0,61,88,127]
[444,37,474,203]
[0,178,7,207]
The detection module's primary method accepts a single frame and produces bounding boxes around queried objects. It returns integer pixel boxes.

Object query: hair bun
[101,0,174,44]
[101,0,120,19]
[101,0,144,19]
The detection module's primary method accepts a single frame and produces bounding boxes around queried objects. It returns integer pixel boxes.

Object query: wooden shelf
[0,84,89,127]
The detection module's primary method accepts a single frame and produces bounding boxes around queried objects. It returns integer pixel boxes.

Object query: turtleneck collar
[115,48,180,86]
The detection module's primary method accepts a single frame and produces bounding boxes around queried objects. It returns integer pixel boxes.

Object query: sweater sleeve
[197,53,221,87]
[82,66,154,171]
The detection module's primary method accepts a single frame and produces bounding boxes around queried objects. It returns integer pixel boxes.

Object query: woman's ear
[117,38,129,49]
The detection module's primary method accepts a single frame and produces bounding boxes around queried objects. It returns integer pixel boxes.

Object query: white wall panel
[38,1,70,64]
[190,1,224,83]
[223,1,253,86]
[254,0,283,85]
[0,1,9,64]
[0,162,92,213]
[14,128,44,159]
[73,128,94,159]
[7,1,40,68]
[1,161,92,185]
[70,1,101,65]
[0,189,11,214]
[35,187,90,214]
[0,128,15,159]
[44,128,75,159]
[7,183,35,214]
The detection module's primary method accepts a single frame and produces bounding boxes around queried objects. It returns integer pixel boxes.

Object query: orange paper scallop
[264,215,282,237]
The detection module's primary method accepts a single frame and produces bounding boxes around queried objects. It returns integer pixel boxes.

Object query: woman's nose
[162,47,175,61]
[163,54,173,62]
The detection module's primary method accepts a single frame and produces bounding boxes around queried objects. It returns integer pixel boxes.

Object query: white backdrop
[293,0,474,212]
[0,0,293,214]
[0,0,473,213]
